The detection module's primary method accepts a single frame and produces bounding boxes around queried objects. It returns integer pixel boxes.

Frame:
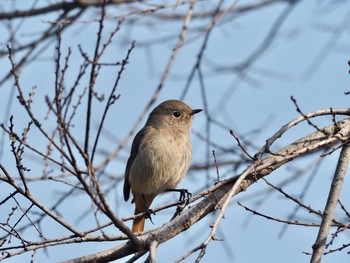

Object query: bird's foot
[179,189,192,202]
[165,188,192,203]
[145,209,156,225]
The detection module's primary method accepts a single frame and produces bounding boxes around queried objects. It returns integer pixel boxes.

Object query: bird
[123,99,202,233]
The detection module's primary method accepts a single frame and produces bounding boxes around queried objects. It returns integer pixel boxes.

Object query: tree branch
[310,142,350,263]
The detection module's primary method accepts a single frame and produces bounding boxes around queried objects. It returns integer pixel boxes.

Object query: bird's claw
[165,188,192,204]
[145,209,156,225]
[178,189,192,202]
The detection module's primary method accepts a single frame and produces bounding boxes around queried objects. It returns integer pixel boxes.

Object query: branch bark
[310,142,350,263]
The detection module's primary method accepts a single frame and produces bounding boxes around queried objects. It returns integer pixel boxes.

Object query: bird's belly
[129,135,191,197]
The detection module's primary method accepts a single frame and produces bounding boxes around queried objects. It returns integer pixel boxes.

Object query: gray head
[146,100,202,131]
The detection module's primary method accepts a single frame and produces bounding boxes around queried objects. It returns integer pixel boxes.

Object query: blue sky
[1,1,350,262]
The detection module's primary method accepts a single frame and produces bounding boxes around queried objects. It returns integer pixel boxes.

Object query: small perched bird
[123,100,202,233]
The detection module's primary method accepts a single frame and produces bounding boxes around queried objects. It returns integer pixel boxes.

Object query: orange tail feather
[132,194,154,233]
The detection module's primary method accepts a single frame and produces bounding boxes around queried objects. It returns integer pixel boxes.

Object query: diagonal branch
[310,142,350,263]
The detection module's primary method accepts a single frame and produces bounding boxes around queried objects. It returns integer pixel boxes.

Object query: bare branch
[310,142,350,263]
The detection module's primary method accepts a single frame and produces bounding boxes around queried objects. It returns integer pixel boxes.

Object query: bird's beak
[191,109,202,115]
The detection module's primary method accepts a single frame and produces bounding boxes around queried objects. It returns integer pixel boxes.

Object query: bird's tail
[132,194,154,233]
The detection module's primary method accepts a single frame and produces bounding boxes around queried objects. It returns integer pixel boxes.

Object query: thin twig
[291,96,323,133]
[238,201,343,227]
[0,164,83,237]
[230,129,255,160]
[83,0,107,156]
[338,199,350,220]
[212,150,220,182]
[91,39,134,162]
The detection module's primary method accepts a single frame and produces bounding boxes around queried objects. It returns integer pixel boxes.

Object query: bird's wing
[123,127,147,202]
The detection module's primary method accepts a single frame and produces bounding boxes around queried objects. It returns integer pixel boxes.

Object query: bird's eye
[172,111,181,118]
